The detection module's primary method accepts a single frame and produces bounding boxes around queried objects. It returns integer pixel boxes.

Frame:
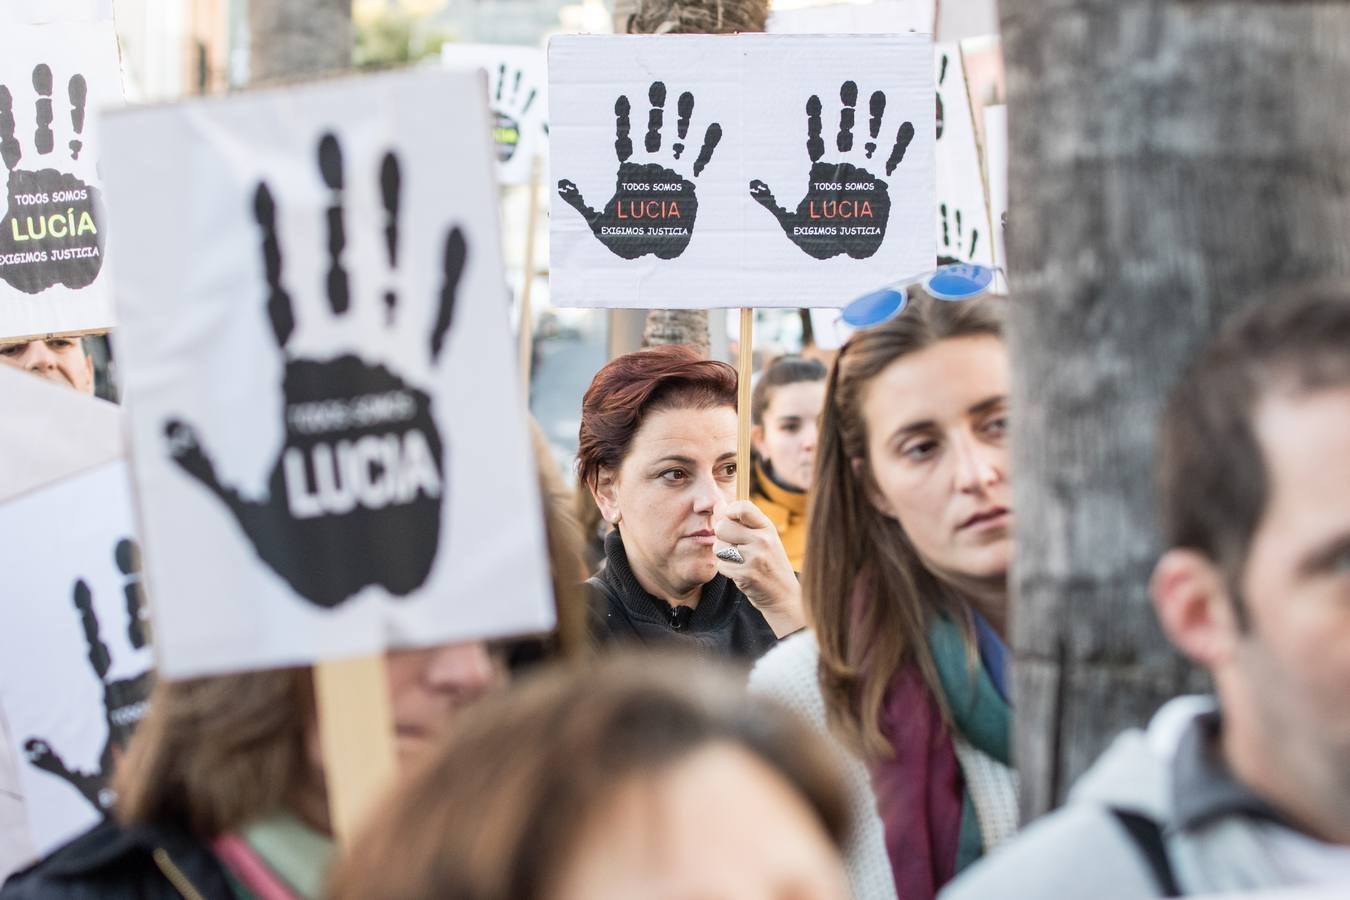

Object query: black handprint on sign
[750,82,915,261]
[937,202,980,266]
[24,544,153,815]
[490,63,543,164]
[162,134,466,609]
[558,82,722,260]
[116,537,149,648]
[0,64,103,294]
[0,65,102,292]
[936,53,948,141]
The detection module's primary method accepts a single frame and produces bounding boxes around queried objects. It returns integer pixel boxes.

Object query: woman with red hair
[577,345,805,659]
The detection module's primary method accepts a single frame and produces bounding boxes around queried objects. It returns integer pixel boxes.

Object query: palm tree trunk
[622,0,769,357]
[248,0,352,86]
[1002,0,1350,818]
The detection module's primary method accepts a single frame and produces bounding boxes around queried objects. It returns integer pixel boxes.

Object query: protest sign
[0,4,123,341]
[548,34,936,310]
[442,43,548,187]
[0,367,142,863]
[0,364,121,503]
[0,459,152,857]
[935,43,994,267]
[768,13,994,291]
[984,104,1008,285]
[100,68,556,679]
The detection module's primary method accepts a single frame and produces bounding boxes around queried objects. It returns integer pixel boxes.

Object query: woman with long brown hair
[803,291,1018,899]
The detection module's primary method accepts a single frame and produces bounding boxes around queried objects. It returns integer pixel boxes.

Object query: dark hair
[576,345,737,490]
[327,653,849,900]
[751,355,827,427]
[804,292,1007,757]
[1158,288,1350,623]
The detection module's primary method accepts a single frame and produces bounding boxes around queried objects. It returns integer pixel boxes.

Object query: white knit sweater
[749,631,899,900]
[750,631,1020,900]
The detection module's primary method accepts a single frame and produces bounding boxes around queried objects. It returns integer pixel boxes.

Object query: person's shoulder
[939,803,1164,900]
[748,631,828,723]
[749,629,818,691]
[1,819,139,898]
[1,818,228,900]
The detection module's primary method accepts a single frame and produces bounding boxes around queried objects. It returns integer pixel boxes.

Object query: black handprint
[558,82,721,260]
[490,63,543,164]
[162,134,467,609]
[0,63,104,294]
[24,558,153,815]
[936,53,948,141]
[115,538,149,648]
[937,203,980,266]
[750,82,915,261]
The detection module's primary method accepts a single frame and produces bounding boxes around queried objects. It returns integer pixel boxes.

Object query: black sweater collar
[598,529,743,633]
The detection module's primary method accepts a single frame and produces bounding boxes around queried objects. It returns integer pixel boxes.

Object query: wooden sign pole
[313,654,397,845]
[517,156,543,400]
[737,308,753,502]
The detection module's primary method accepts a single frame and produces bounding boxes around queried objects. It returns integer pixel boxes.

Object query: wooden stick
[313,654,397,845]
[959,44,999,257]
[737,308,753,502]
[517,156,543,401]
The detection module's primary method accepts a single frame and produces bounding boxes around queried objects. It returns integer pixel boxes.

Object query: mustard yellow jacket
[751,458,810,573]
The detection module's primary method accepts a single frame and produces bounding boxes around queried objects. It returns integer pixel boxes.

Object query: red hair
[577,345,737,490]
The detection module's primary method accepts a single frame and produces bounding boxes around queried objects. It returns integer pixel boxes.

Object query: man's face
[1233,386,1350,801]
[0,337,95,395]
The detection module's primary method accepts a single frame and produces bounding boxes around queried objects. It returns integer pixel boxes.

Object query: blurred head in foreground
[329,654,851,900]
[1153,289,1350,843]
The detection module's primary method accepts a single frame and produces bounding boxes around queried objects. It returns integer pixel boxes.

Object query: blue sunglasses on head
[841,263,1000,328]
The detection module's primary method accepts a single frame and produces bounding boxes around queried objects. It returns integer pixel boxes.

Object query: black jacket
[587,530,780,661]
[0,818,236,900]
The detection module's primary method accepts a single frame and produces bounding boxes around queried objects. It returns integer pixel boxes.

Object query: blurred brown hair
[114,667,321,836]
[328,653,849,900]
[528,417,589,659]
[804,292,1006,757]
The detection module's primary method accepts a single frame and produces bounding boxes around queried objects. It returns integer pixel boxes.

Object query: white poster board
[441,43,548,186]
[548,34,935,309]
[0,460,152,857]
[984,104,1008,288]
[935,43,993,267]
[0,364,122,503]
[0,5,124,341]
[101,69,555,678]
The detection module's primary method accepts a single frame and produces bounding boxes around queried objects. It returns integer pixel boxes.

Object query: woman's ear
[590,468,621,526]
[852,455,896,519]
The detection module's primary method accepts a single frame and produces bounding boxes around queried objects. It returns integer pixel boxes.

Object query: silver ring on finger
[716,545,745,564]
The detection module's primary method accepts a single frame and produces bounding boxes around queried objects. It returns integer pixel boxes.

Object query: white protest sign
[0,364,122,503]
[0,5,123,341]
[984,104,1008,287]
[442,43,548,186]
[101,69,555,678]
[0,460,152,857]
[767,1,935,35]
[935,43,993,266]
[548,34,935,310]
